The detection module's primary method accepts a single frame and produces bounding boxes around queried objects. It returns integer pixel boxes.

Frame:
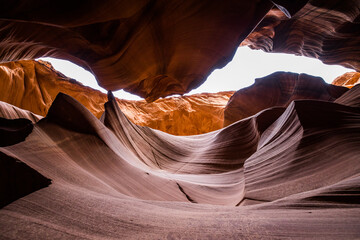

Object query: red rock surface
[0,1,357,99]
[0,101,41,123]
[0,60,233,135]
[0,1,274,101]
[243,1,360,71]
[0,1,360,238]
[0,90,359,238]
[224,71,348,126]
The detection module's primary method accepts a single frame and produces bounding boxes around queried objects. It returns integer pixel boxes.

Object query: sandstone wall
[0,60,233,135]
[224,71,348,126]
[332,72,360,88]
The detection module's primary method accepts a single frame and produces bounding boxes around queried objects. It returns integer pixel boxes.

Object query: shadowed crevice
[176,183,197,204]
[0,117,33,147]
[0,152,51,208]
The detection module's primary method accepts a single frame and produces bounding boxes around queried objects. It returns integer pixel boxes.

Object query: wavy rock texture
[332,72,360,88]
[243,0,360,71]
[0,0,274,101]
[224,71,348,126]
[335,84,360,108]
[0,101,42,123]
[0,1,357,100]
[242,99,360,206]
[0,104,50,208]
[1,1,360,238]
[0,90,359,238]
[0,60,233,135]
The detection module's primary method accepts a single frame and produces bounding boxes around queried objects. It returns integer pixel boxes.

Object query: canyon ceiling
[1,0,360,239]
[1,0,358,101]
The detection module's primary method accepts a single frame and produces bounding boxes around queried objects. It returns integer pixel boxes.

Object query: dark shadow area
[0,152,51,208]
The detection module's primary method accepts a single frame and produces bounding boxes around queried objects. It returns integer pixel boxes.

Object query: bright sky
[39,46,354,100]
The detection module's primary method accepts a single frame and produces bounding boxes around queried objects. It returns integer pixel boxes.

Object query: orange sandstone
[0,60,233,135]
[332,72,360,88]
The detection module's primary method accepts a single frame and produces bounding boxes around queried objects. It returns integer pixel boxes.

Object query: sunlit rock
[0,60,233,135]
[0,60,108,118]
[332,72,360,88]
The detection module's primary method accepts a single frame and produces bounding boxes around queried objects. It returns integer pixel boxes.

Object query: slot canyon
[0,0,360,239]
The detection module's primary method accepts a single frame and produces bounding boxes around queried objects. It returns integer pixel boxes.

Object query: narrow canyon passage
[0,0,360,239]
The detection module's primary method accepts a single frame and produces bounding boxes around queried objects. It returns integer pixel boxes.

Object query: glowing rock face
[332,72,360,88]
[0,60,233,135]
[0,60,107,118]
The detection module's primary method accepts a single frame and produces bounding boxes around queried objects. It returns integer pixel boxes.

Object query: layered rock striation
[243,0,360,71]
[0,1,359,238]
[0,0,275,101]
[224,71,348,126]
[0,1,356,101]
[0,88,359,238]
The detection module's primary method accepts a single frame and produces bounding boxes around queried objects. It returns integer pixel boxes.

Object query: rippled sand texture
[1,85,360,238]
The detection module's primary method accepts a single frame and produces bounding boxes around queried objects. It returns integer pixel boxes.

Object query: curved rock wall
[1,89,359,238]
[0,60,233,135]
[243,0,360,71]
[0,60,107,118]
[0,1,359,238]
[224,71,348,126]
[0,1,358,100]
[0,0,273,101]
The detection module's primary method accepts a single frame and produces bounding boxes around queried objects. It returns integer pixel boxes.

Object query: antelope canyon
[0,0,360,239]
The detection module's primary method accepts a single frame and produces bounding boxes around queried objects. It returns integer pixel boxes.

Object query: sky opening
[39,46,354,100]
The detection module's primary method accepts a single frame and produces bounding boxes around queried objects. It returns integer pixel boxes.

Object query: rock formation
[0,1,357,100]
[121,92,234,135]
[0,0,360,238]
[243,0,360,71]
[224,71,348,126]
[0,60,233,135]
[0,0,276,101]
[0,60,107,118]
[0,90,359,238]
[335,83,360,108]
[332,72,360,88]
[0,101,41,123]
